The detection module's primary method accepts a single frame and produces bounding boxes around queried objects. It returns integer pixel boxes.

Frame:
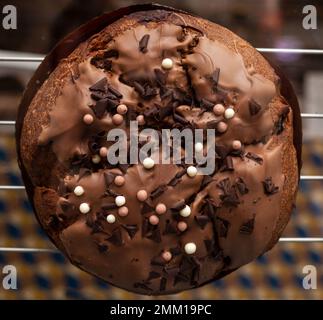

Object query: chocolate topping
[17,5,301,296]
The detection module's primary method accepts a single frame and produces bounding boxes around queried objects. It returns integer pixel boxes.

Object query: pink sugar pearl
[114,175,125,186]
[83,114,94,125]
[177,221,188,232]
[136,115,145,125]
[161,251,172,262]
[118,206,129,217]
[137,190,148,202]
[232,140,242,150]
[99,147,108,157]
[213,104,225,116]
[117,104,128,114]
[155,203,167,215]
[149,215,159,225]
[217,121,228,133]
[112,114,124,125]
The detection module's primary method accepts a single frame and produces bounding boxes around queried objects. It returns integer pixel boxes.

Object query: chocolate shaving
[173,113,189,125]
[245,152,263,164]
[154,68,167,86]
[101,203,118,210]
[203,200,216,218]
[274,105,290,135]
[216,217,230,238]
[108,85,123,99]
[90,56,112,71]
[171,200,186,211]
[106,228,123,246]
[104,49,119,59]
[142,218,161,243]
[262,177,279,195]
[139,34,150,53]
[249,100,262,116]
[160,277,167,291]
[194,215,210,229]
[122,224,138,239]
[217,178,240,207]
[239,216,255,235]
[235,177,249,195]
[222,156,234,171]
[150,184,167,200]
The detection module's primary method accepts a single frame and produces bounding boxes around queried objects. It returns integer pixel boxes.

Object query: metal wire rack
[0,47,322,254]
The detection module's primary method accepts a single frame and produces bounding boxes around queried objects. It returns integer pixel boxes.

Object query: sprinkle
[217,121,228,133]
[99,147,108,157]
[117,104,128,114]
[161,58,173,70]
[143,157,155,169]
[232,140,242,150]
[92,154,101,164]
[106,214,116,224]
[149,215,159,225]
[115,195,126,207]
[79,203,90,214]
[73,186,84,196]
[179,205,191,217]
[137,190,148,202]
[155,203,167,215]
[195,142,203,153]
[118,206,129,217]
[136,115,145,125]
[161,251,172,262]
[177,221,188,232]
[224,107,235,119]
[83,114,94,125]
[184,242,197,255]
[139,34,150,53]
[213,104,225,116]
[187,166,197,177]
[112,114,124,125]
[114,175,125,186]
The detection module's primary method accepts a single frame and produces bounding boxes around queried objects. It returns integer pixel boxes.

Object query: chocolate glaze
[16,5,301,295]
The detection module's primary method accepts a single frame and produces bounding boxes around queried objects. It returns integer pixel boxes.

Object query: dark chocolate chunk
[203,200,216,217]
[141,202,154,215]
[235,177,249,195]
[218,178,240,207]
[262,177,279,195]
[222,156,234,171]
[160,277,167,291]
[101,203,118,210]
[163,219,177,235]
[173,113,189,125]
[97,243,108,253]
[245,152,263,165]
[239,216,255,235]
[108,85,123,99]
[147,271,160,281]
[122,224,138,239]
[139,34,150,53]
[90,56,112,71]
[171,200,186,211]
[92,99,107,118]
[133,81,145,96]
[104,172,115,187]
[104,49,119,59]
[216,217,230,238]
[106,228,123,246]
[89,78,107,92]
[147,227,161,243]
[150,184,167,200]
[195,215,210,229]
[249,100,262,116]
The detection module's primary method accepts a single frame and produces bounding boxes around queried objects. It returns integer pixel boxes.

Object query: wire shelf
[0,47,322,256]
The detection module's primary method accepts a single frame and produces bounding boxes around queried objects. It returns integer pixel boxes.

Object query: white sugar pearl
[224,107,235,119]
[92,154,101,164]
[115,195,126,207]
[106,214,116,224]
[187,166,197,178]
[161,58,173,69]
[180,205,191,217]
[195,142,203,153]
[74,186,84,196]
[184,242,197,255]
[79,203,90,214]
[143,157,155,169]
